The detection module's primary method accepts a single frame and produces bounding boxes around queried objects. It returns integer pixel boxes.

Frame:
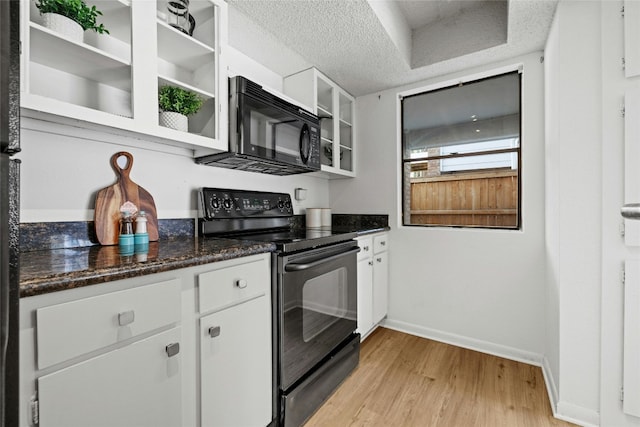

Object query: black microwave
[196,76,321,175]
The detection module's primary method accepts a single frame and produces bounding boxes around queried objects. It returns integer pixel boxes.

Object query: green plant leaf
[36,0,109,34]
[158,86,203,116]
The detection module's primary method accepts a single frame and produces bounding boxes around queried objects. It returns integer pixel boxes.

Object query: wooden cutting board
[94,152,159,245]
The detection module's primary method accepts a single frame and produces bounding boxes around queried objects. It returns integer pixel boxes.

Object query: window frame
[399,70,523,230]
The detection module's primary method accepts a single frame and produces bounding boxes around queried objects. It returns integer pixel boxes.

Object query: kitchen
[0,0,636,426]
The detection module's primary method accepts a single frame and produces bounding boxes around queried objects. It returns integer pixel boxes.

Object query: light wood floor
[305,328,577,427]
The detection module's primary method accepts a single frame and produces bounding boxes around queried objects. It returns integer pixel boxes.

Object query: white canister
[321,208,332,228]
[306,208,322,228]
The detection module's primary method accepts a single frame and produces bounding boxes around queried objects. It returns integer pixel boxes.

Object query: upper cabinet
[284,67,356,178]
[20,0,228,155]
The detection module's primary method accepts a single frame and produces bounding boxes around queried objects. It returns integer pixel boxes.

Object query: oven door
[237,92,319,169]
[277,240,359,391]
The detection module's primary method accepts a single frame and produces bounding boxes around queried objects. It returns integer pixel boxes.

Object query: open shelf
[156,20,214,70]
[30,24,131,90]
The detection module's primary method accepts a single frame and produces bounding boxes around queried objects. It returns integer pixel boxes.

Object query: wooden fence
[409,169,518,227]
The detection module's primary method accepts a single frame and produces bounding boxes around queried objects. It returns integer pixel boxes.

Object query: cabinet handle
[165,342,180,358]
[235,279,247,289]
[118,310,135,326]
[380,241,386,246]
[209,326,221,338]
[363,246,369,251]
[368,261,373,266]
[376,258,382,262]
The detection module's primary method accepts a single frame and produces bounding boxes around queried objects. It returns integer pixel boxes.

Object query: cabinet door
[625,0,640,78]
[357,257,374,336]
[200,296,272,427]
[372,251,389,325]
[38,327,182,427]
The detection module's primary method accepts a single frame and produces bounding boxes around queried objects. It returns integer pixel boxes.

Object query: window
[401,71,521,229]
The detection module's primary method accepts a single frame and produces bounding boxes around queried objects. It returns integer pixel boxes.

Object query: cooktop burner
[198,188,356,253]
[220,228,357,253]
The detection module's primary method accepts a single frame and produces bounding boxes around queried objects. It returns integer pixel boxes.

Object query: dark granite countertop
[20,237,275,298]
[19,214,389,298]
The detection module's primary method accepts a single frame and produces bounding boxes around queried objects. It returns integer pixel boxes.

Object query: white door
[357,257,373,336]
[199,296,272,427]
[372,251,389,325]
[38,327,182,427]
[623,88,640,417]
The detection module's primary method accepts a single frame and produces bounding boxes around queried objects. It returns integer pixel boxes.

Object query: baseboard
[382,318,543,366]
[555,401,599,427]
[541,356,559,417]
[381,318,599,427]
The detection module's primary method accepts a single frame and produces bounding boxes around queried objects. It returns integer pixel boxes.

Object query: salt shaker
[134,211,149,254]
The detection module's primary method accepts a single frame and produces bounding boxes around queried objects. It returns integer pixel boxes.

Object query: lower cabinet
[38,327,182,427]
[357,254,374,336]
[356,233,389,339]
[200,296,272,427]
[20,254,273,427]
[197,255,272,427]
[372,250,389,325]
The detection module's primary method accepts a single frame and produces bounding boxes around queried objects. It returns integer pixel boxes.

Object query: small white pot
[159,111,188,132]
[42,13,83,43]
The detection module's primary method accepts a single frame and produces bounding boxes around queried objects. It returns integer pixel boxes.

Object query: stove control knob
[223,199,232,209]
[211,198,220,209]
[277,200,284,209]
[284,200,291,209]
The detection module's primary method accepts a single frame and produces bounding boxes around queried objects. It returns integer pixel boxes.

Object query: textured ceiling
[227,0,558,97]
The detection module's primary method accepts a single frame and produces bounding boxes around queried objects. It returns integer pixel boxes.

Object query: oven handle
[284,247,361,272]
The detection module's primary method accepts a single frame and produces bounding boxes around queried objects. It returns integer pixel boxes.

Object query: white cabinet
[356,233,389,339]
[284,67,355,178]
[38,327,182,427]
[199,298,272,427]
[24,278,183,427]
[19,254,273,427]
[372,234,389,325]
[357,240,374,336]
[197,256,272,427]
[20,0,228,154]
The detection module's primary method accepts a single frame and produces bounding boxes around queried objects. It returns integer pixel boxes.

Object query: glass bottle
[134,210,149,255]
[118,212,134,254]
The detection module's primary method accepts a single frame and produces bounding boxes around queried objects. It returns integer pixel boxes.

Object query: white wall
[544,2,602,425]
[331,52,547,363]
[18,39,329,223]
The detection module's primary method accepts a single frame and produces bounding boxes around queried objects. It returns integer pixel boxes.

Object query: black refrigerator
[0,1,20,426]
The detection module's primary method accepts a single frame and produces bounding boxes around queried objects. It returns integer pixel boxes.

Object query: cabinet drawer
[198,259,269,314]
[38,327,182,427]
[36,278,181,369]
[357,236,373,260]
[373,234,389,254]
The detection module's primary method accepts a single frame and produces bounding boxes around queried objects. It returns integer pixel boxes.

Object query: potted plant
[158,85,203,132]
[35,0,109,42]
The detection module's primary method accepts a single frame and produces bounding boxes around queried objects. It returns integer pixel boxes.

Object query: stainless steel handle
[622,203,640,219]
[209,326,221,338]
[118,310,135,326]
[235,279,247,289]
[284,247,361,272]
[165,342,180,358]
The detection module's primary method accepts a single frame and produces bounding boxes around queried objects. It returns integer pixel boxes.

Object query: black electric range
[197,188,356,252]
[198,187,361,427]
